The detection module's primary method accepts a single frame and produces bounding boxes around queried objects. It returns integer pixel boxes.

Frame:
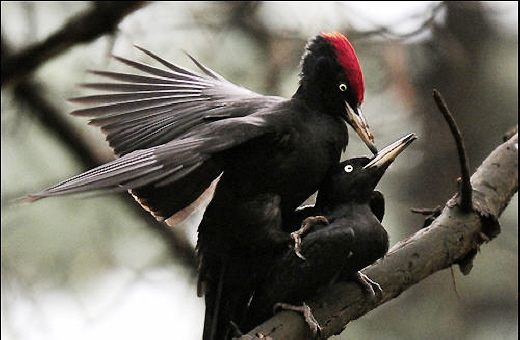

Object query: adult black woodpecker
[22,32,376,338]
[239,133,417,335]
[193,33,376,340]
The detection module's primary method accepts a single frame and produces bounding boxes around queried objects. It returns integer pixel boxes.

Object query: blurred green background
[1,2,517,339]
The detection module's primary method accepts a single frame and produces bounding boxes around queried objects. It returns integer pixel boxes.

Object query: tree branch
[243,132,518,339]
[1,1,146,88]
[432,89,472,212]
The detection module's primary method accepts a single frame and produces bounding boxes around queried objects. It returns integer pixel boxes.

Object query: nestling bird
[239,133,417,336]
[21,32,377,340]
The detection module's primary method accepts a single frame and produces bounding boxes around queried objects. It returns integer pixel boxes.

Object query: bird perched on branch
[22,32,376,339]
[194,33,377,339]
[239,133,417,336]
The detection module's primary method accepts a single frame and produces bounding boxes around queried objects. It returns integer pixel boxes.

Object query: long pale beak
[364,133,417,169]
[345,102,377,154]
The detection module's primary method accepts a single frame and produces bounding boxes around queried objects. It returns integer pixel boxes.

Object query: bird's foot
[273,302,321,338]
[291,216,329,260]
[354,271,383,301]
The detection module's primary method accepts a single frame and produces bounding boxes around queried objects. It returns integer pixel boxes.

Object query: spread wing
[24,46,290,224]
[69,45,282,156]
[23,114,277,204]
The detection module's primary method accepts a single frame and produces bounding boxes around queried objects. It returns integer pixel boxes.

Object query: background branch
[2,35,198,275]
[1,1,146,88]
[244,131,518,339]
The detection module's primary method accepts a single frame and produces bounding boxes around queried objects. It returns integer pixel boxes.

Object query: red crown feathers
[321,32,364,104]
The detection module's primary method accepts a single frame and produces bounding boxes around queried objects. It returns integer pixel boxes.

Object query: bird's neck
[319,201,371,221]
[316,188,373,210]
[293,81,327,111]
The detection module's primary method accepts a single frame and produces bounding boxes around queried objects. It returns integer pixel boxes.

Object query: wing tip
[67,96,85,103]
[14,193,44,205]
[133,44,147,53]
[111,54,125,63]
[133,44,159,60]
[70,108,89,117]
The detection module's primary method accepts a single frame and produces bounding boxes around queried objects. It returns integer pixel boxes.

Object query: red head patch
[321,32,364,104]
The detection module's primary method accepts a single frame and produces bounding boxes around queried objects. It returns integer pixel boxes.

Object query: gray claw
[273,302,322,338]
[355,271,383,300]
[291,216,329,260]
[290,231,306,260]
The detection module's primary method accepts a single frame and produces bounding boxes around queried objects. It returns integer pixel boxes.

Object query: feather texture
[69,46,277,157]
[24,46,287,223]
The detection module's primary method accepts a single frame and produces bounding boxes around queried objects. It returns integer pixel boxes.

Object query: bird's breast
[220,117,346,213]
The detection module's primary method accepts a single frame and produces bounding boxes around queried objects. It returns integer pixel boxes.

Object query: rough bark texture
[242,132,518,339]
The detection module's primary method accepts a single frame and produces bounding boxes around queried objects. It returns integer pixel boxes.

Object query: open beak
[364,133,417,169]
[345,102,377,154]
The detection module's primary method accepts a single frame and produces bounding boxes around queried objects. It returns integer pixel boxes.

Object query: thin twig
[410,206,441,215]
[503,125,518,142]
[432,89,473,212]
[449,266,461,300]
[340,1,444,42]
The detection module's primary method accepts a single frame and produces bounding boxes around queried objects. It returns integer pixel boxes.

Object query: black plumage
[22,33,377,340]
[196,34,376,339]
[239,133,417,334]
[23,34,375,223]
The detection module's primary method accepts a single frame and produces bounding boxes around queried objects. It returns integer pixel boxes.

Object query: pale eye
[339,83,348,92]
[344,164,353,173]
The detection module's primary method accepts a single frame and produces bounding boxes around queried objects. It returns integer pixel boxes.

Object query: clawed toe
[355,271,383,301]
[290,231,306,260]
[290,216,329,260]
[273,302,322,338]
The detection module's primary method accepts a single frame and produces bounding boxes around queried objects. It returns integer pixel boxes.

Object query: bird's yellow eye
[339,83,348,92]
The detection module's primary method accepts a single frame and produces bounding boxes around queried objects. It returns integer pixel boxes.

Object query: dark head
[297,32,376,154]
[316,133,417,207]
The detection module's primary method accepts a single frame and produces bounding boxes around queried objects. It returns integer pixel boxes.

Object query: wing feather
[23,113,276,210]
[24,47,291,225]
[69,90,202,105]
[69,46,278,156]
[79,82,204,92]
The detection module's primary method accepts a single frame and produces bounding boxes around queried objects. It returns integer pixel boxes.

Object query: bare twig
[503,125,518,142]
[1,1,146,88]
[340,1,444,41]
[432,89,473,212]
[409,205,442,228]
[409,206,441,215]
